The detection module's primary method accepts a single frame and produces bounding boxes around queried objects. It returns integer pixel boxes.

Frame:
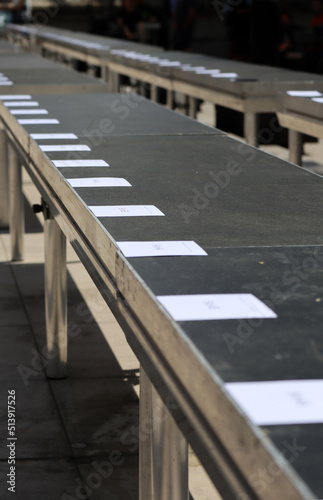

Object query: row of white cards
[0,72,13,85]
[6,92,322,431]
[0,94,60,124]
[287,90,323,103]
[43,32,109,50]
[109,50,239,79]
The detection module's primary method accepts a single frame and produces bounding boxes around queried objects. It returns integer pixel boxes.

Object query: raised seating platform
[6,23,323,147]
[2,37,323,500]
[277,90,323,165]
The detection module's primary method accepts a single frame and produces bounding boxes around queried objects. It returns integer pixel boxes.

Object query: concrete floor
[1,103,322,499]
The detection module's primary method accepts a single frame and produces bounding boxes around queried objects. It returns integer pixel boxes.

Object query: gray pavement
[1,100,323,499]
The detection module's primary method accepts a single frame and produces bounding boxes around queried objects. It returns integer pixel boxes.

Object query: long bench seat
[1,86,323,500]
[6,23,323,148]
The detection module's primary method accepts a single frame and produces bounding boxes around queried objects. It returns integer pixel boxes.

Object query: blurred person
[136,0,167,45]
[171,0,197,51]
[136,0,157,22]
[249,0,284,65]
[225,0,251,61]
[277,0,303,69]
[311,0,323,40]
[0,0,29,23]
[303,0,323,73]
[117,0,142,41]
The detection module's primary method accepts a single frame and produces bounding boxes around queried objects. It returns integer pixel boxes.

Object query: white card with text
[226,379,323,425]
[117,241,207,257]
[156,294,277,321]
[89,205,164,217]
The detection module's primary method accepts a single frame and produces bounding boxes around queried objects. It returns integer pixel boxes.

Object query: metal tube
[151,85,157,103]
[8,143,24,261]
[184,95,190,117]
[244,112,258,147]
[87,65,97,78]
[151,385,189,500]
[101,65,109,83]
[166,90,173,109]
[0,126,9,228]
[109,71,120,93]
[289,129,303,166]
[44,214,67,379]
[189,96,197,119]
[139,367,153,500]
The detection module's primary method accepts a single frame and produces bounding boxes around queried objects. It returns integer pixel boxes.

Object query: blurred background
[10,0,323,75]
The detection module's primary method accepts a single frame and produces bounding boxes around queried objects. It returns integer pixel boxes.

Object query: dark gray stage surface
[4,91,323,498]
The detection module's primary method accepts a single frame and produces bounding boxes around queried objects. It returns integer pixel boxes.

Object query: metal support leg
[44,213,67,379]
[0,126,9,228]
[244,112,258,147]
[151,384,189,500]
[289,129,303,166]
[139,367,153,500]
[109,71,120,93]
[184,95,190,116]
[8,143,24,261]
[166,90,173,109]
[151,85,157,103]
[189,96,197,119]
[87,65,97,78]
[101,65,109,83]
[58,53,65,64]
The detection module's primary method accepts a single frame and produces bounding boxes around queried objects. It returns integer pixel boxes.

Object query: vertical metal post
[56,52,64,65]
[151,384,189,500]
[8,143,24,261]
[151,85,157,103]
[139,367,153,500]
[189,96,197,119]
[244,111,258,147]
[87,65,97,78]
[109,71,120,93]
[289,129,303,166]
[44,212,67,379]
[184,95,190,116]
[0,126,9,228]
[101,65,109,83]
[166,90,173,109]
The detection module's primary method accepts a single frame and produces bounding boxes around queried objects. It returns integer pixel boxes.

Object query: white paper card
[67,177,131,188]
[156,293,277,321]
[226,379,323,426]
[31,133,78,140]
[0,82,13,86]
[89,205,164,217]
[117,241,207,257]
[18,119,59,124]
[211,73,238,79]
[0,95,32,99]
[10,109,48,115]
[181,66,205,72]
[312,97,323,103]
[4,101,39,107]
[53,159,109,167]
[287,90,322,97]
[157,61,181,67]
[0,77,9,81]
[195,69,220,74]
[40,144,90,152]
